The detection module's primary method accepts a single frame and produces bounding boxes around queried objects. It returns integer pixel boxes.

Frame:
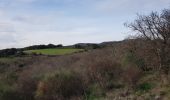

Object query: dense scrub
[0,39,169,100]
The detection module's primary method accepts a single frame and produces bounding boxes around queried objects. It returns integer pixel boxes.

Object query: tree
[125,9,170,74]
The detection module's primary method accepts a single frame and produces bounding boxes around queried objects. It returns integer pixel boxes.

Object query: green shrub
[85,84,105,100]
[123,51,146,71]
[35,70,86,100]
[0,82,20,100]
[137,83,153,92]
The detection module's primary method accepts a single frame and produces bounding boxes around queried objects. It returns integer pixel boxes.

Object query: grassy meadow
[24,48,84,55]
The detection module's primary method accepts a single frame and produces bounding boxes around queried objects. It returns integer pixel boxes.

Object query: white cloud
[0,10,122,48]
[94,0,170,14]
[0,0,169,49]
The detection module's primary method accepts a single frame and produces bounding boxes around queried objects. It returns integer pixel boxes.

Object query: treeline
[0,48,24,57]
[73,41,119,49]
[74,43,102,49]
[22,44,63,50]
[0,44,63,57]
[0,42,117,57]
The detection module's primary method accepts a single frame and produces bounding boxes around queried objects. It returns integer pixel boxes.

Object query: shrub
[122,65,142,88]
[137,83,153,92]
[35,70,86,100]
[0,72,21,100]
[122,51,146,71]
[0,82,21,100]
[85,83,105,100]
[17,73,38,100]
[88,59,123,89]
[0,89,20,100]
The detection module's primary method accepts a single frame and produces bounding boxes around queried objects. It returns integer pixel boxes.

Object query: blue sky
[0,0,169,48]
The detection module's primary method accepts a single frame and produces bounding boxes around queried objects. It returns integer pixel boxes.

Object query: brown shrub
[121,64,142,88]
[87,59,123,89]
[16,70,39,100]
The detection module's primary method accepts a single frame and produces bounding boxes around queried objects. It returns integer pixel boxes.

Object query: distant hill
[0,40,124,57]
[22,44,63,50]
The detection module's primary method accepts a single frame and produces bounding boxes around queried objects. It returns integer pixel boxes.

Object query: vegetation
[0,8,170,100]
[23,44,63,50]
[0,48,24,57]
[125,9,170,74]
[24,48,84,55]
[35,70,86,100]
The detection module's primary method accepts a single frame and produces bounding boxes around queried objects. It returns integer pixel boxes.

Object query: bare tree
[125,9,170,74]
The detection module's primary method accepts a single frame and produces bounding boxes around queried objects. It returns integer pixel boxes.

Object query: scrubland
[0,39,169,100]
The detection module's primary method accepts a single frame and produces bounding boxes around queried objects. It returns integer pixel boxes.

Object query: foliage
[74,43,101,49]
[0,48,24,57]
[85,84,105,100]
[122,65,142,88]
[0,79,21,100]
[23,44,63,50]
[123,50,146,71]
[25,48,84,55]
[126,9,170,74]
[137,83,153,92]
[35,70,86,100]
[87,59,123,89]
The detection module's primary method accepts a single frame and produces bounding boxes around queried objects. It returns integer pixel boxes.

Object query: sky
[0,0,170,49]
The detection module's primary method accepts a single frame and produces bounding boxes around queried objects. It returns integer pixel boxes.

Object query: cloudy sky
[0,0,169,48]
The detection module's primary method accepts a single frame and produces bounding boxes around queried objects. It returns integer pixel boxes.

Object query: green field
[24,48,84,55]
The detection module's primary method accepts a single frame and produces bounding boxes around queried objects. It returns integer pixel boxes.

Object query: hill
[0,41,119,57]
[0,39,169,100]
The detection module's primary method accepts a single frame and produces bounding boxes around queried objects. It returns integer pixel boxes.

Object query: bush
[137,83,153,92]
[123,51,146,71]
[0,82,21,100]
[35,70,86,100]
[88,59,123,89]
[85,83,105,100]
[0,72,21,100]
[17,74,38,100]
[122,65,142,88]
